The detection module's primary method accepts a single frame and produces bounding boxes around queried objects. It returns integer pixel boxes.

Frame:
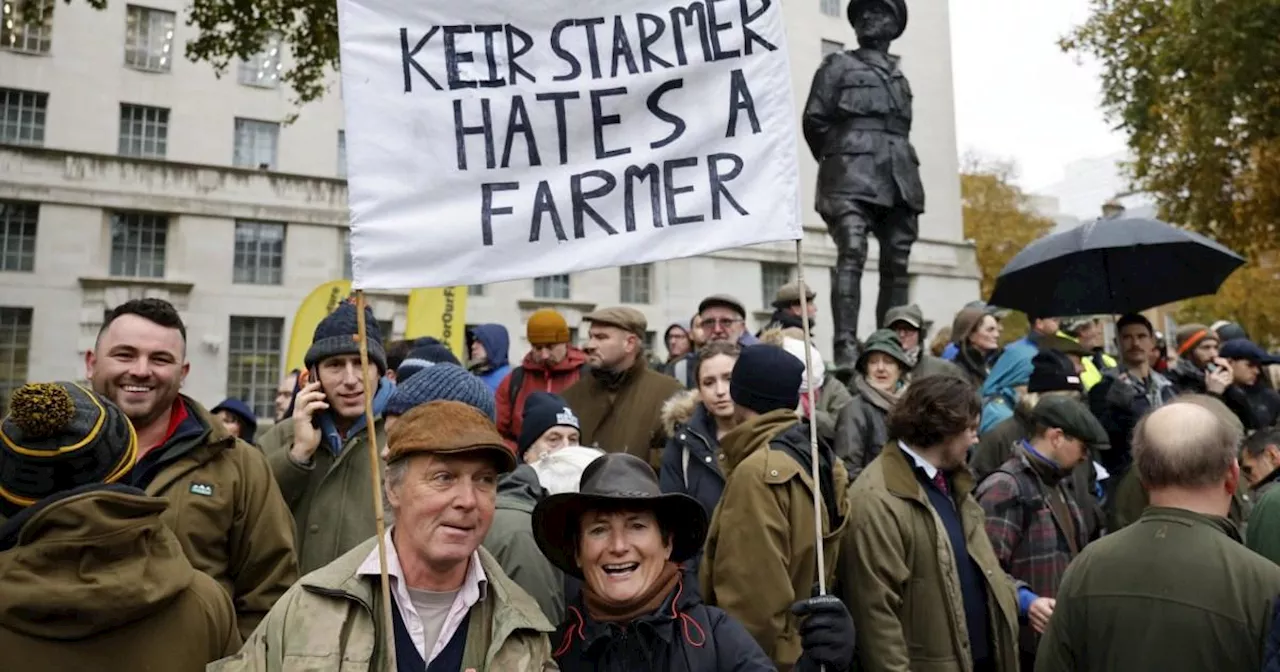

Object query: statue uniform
[803,45,924,369]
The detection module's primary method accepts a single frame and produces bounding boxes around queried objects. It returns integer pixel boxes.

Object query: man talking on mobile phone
[258,300,397,573]
[1168,324,1263,429]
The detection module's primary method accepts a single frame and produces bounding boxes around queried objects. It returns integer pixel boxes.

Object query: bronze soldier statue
[803,0,924,371]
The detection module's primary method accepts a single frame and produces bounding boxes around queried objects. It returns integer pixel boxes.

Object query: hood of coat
[210,397,258,444]
[661,389,702,437]
[520,344,588,374]
[470,324,512,369]
[496,463,546,514]
[719,408,797,478]
[0,487,193,640]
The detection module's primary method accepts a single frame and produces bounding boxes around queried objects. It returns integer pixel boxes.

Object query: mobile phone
[299,368,322,428]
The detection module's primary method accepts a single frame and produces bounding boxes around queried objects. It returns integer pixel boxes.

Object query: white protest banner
[337,0,801,290]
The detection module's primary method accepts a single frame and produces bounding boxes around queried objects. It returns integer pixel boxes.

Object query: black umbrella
[988,217,1245,315]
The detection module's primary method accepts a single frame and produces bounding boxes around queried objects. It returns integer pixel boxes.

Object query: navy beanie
[385,363,496,420]
[731,344,804,415]
[396,343,462,381]
[517,392,580,460]
[304,301,387,374]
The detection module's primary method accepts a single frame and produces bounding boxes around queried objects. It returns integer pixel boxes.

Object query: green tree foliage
[960,155,1054,345]
[1061,0,1280,255]
[65,0,338,106]
[1063,0,1280,346]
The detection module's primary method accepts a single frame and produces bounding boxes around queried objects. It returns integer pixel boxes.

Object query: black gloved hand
[791,594,856,672]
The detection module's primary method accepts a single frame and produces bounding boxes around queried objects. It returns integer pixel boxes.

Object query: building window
[0,307,31,413]
[237,33,282,88]
[820,0,840,16]
[337,130,346,178]
[118,103,169,158]
[821,39,844,56]
[0,87,47,146]
[226,316,283,419]
[0,201,37,272]
[377,319,394,341]
[340,228,352,280]
[761,262,794,309]
[643,330,656,350]
[568,326,579,346]
[467,284,485,297]
[534,274,570,300]
[233,220,285,285]
[1,0,54,54]
[233,118,279,170]
[109,212,167,278]
[619,264,653,304]
[124,5,175,73]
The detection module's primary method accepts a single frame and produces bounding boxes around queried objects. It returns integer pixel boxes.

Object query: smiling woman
[531,452,774,671]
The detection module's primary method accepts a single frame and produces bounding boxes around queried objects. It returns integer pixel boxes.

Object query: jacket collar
[719,409,796,478]
[1139,506,1242,542]
[880,441,976,503]
[301,536,555,635]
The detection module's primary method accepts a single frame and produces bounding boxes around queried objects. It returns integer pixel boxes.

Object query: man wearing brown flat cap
[213,400,556,672]
[562,307,684,470]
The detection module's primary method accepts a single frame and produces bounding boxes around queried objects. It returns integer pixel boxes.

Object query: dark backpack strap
[507,366,525,407]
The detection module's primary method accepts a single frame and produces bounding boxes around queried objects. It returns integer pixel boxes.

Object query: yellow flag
[405,287,468,360]
[285,280,353,374]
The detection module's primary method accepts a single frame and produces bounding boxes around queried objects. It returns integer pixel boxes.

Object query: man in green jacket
[1242,428,1280,564]
[1037,401,1280,671]
[85,298,297,639]
[212,400,556,671]
[257,300,395,574]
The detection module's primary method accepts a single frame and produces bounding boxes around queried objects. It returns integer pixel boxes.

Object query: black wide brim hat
[847,0,908,41]
[531,453,709,579]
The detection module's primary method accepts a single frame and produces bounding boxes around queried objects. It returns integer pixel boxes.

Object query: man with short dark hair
[844,375,1023,672]
[1088,313,1176,484]
[85,298,298,638]
[561,307,683,468]
[384,339,413,382]
[1037,402,1280,671]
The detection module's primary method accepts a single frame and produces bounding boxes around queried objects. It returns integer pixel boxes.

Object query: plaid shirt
[975,447,1088,598]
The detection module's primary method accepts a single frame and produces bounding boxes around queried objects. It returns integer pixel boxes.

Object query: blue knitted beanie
[304,301,387,373]
[385,363,496,420]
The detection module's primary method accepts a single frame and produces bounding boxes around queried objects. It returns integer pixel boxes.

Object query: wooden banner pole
[354,290,396,656]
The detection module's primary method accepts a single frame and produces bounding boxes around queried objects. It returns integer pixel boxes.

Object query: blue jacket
[468,324,511,393]
[979,337,1038,434]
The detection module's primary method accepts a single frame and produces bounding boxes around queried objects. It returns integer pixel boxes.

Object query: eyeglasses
[701,318,743,329]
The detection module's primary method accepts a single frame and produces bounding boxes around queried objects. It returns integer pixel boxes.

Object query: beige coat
[208,537,558,671]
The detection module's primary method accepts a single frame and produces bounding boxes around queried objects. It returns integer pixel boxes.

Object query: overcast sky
[949,0,1127,191]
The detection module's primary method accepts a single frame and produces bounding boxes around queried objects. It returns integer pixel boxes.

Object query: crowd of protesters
[3,289,1280,672]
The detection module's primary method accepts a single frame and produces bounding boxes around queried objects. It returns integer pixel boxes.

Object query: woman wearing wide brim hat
[532,453,776,670]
